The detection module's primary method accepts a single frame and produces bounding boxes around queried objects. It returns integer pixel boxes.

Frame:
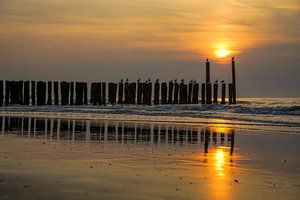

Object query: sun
[215,49,230,58]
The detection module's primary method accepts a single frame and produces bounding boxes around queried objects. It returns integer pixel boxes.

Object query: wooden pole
[188,81,193,104]
[24,81,30,105]
[213,83,218,103]
[229,83,233,104]
[129,83,136,104]
[47,81,52,105]
[154,80,160,105]
[231,57,236,104]
[31,81,36,105]
[70,82,74,105]
[18,81,23,105]
[173,81,179,104]
[96,82,102,105]
[83,82,88,105]
[206,83,212,104]
[192,83,199,104]
[90,82,96,105]
[221,83,226,104]
[0,80,3,106]
[101,82,106,105]
[137,81,142,105]
[37,81,46,105]
[168,81,173,104]
[124,80,129,104]
[5,81,10,105]
[161,82,168,104]
[201,83,205,104]
[147,81,152,105]
[118,81,124,104]
[108,83,117,105]
[60,81,70,105]
[54,81,59,105]
[206,59,210,83]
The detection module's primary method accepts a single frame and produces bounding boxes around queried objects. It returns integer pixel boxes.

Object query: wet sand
[0,117,299,200]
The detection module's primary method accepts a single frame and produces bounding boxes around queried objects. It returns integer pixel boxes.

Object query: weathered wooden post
[168,80,173,104]
[83,82,88,105]
[147,81,152,105]
[18,81,24,105]
[124,79,129,104]
[0,80,3,106]
[101,82,106,105]
[96,82,102,105]
[75,82,82,105]
[108,83,117,105]
[206,83,212,104]
[137,80,143,105]
[188,81,193,104]
[118,80,124,104]
[231,57,236,104]
[229,83,233,104]
[142,81,147,105]
[129,82,136,104]
[221,83,226,104]
[70,82,74,105]
[54,81,59,105]
[192,83,199,104]
[37,81,46,105]
[213,82,218,103]
[161,82,168,104]
[201,83,205,104]
[24,81,30,105]
[179,80,187,104]
[90,82,96,105]
[173,81,179,104]
[206,58,210,83]
[154,79,160,105]
[60,81,70,105]
[47,81,52,105]
[31,81,36,105]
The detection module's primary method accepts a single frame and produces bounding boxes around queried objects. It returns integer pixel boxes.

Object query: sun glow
[215,49,231,58]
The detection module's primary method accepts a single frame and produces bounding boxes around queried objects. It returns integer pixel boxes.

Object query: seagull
[174,78,177,83]
[120,79,123,83]
[206,58,209,62]
[148,78,151,82]
[232,57,235,61]
[181,79,184,83]
[126,78,128,82]
[221,80,225,83]
[193,80,196,83]
[215,79,218,83]
[190,79,193,83]
[156,78,159,82]
[137,78,140,82]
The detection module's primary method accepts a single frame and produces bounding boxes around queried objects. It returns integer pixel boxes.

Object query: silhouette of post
[173,81,179,104]
[221,83,226,104]
[47,81,52,105]
[90,82,97,105]
[161,82,168,104]
[168,81,173,104]
[124,80,129,104]
[154,80,160,105]
[75,82,83,105]
[108,82,117,105]
[118,81,124,104]
[37,81,46,105]
[231,57,236,104]
[206,59,210,83]
[70,82,74,105]
[204,129,210,153]
[188,81,193,104]
[60,81,70,105]
[5,81,10,105]
[0,80,3,106]
[230,130,235,156]
[129,83,136,104]
[31,81,36,105]
[18,81,23,105]
[201,83,205,104]
[101,82,106,105]
[96,82,102,105]
[54,81,59,105]
[24,81,30,105]
[137,81,142,105]
[229,83,233,104]
[147,81,152,105]
[83,82,88,105]
[179,80,187,104]
[206,83,212,104]
[192,83,199,104]
[213,83,218,103]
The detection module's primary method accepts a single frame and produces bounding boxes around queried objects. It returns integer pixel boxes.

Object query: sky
[0,0,299,97]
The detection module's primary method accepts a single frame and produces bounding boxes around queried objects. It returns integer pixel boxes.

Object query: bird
[120,79,123,83]
[190,79,193,83]
[181,79,184,83]
[126,78,128,82]
[156,78,159,82]
[193,80,196,83]
[215,79,218,83]
[221,80,225,83]
[148,78,151,82]
[137,78,140,82]
[206,58,209,62]
[174,78,177,83]
[232,57,235,61]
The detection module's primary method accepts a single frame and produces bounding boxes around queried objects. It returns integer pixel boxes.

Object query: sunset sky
[0,0,299,97]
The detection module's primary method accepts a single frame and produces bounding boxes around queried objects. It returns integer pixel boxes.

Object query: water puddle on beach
[0,115,299,200]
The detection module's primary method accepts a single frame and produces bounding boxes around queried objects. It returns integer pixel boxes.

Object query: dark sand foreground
[0,117,299,200]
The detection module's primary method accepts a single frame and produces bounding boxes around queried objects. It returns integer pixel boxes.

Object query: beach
[0,100,300,200]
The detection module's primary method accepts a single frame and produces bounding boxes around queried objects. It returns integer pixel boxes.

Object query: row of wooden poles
[0,79,236,106]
